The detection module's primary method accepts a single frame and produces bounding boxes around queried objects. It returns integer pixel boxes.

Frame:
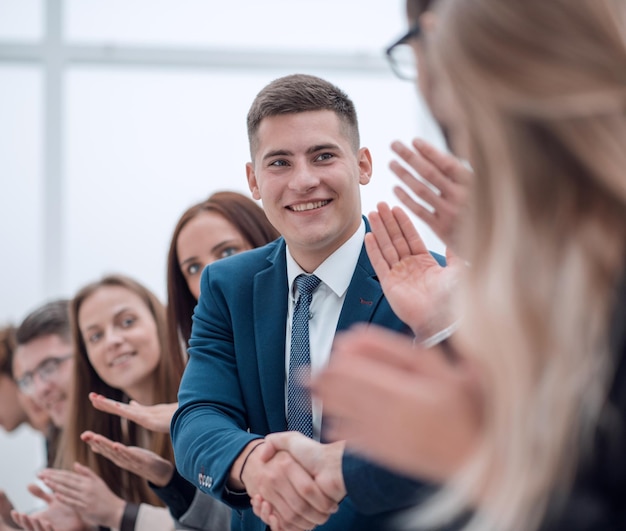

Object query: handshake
[232,432,347,531]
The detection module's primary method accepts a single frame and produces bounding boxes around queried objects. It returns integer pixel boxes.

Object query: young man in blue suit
[171,74,445,531]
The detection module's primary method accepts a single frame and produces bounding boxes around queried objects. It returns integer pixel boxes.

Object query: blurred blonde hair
[415,0,626,529]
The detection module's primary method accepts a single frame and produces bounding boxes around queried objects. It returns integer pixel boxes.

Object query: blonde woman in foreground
[273,1,626,531]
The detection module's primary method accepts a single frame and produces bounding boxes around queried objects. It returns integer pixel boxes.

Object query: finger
[413,138,471,186]
[31,516,53,531]
[89,393,146,426]
[390,159,444,212]
[366,207,409,280]
[82,432,122,461]
[37,471,82,494]
[73,462,96,479]
[391,139,450,194]
[258,486,313,531]
[85,439,117,461]
[258,499,283,531]
[90,440,129,468]
[257,439,278,463]
[367,205,401,268]
[262,454,335,528]
[372,202,414,261]
[280,457,337,520]
[396,138,456,196]
[250,495,271,526]
[38,479,86,509]
[91,446,129,472]
[38,469,79,485]
[82,430,116,448]
[89,392,126,416]
[390,205,430,257]
[21,515,38,531]
[52,490,87,511]
[10,511,27,529]
[393,185,436,227]
[17,513,52,531]
[26,485,54,505]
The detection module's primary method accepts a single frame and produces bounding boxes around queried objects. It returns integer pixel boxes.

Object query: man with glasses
[0,300,77,530]
[13,299,74,431]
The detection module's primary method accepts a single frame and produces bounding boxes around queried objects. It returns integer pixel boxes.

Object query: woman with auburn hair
[289,1,626,530]
[82,194,277,530]
[166,191,279,365]
[88,191,278,431]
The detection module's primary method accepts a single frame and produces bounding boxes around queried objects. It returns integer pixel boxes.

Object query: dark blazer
[172,222,444,531]
[539,272,626,530]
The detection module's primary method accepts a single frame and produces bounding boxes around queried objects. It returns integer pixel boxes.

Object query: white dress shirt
[285,220,366,440]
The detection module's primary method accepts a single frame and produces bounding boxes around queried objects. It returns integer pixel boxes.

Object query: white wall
[0,0,446,511]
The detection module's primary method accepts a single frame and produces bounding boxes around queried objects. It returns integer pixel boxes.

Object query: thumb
[256,440,276,463]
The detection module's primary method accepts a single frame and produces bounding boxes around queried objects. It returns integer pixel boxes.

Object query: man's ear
[357,147,373,185]
[246,162,261,200]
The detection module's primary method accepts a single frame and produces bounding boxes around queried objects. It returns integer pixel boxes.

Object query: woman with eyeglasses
[298,0,626,530]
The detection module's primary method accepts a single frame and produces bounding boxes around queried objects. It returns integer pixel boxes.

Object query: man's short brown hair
[15,299,71,347]
[247,73,360,159]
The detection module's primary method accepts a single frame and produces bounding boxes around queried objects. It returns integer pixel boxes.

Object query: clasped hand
[239,433,346,531]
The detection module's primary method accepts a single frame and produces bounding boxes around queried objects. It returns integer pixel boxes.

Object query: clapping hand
[313,324,483,483]
[366,202,462,339]
[390,138,472,252]
[81,430,174,487]
[37,463,126,529]
[89,392,176,433]
[10,484,88,531]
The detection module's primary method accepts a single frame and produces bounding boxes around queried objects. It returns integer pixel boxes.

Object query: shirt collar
[286,219,365,298]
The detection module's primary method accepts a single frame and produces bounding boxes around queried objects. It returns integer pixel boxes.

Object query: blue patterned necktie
[287,274,321,438]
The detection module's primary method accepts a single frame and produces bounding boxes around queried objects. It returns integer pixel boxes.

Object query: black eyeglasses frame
[385,23,422,81]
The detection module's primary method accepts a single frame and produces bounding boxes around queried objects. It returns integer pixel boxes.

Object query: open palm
[81,430,174,487]
[366,203,461,339]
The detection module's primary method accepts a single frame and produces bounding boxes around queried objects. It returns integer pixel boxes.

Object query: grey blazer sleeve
[175,489,232,531]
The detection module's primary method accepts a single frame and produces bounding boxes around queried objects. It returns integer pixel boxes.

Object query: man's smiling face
[246,110,372,272]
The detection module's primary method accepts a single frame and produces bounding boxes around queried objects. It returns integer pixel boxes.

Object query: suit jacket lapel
[336,231,384,333]
[254,240,289,433]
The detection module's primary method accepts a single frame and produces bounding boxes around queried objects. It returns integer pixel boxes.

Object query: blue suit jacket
[172,225,444,531]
